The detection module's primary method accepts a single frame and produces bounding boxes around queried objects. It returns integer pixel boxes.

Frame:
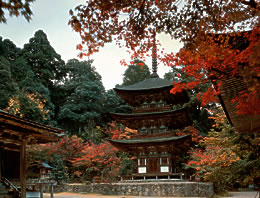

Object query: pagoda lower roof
[111,108,192,130]
[110,134,190,144]
[108,134,191,153]
[115,77,173,91]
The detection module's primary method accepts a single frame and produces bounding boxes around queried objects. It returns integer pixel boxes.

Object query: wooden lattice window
[160,157,169,165]
[138,158,146,166]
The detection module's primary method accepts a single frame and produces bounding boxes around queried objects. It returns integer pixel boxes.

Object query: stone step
[26,191,40,198]
[0,188,9,192]
[0,192,9,195]
[0,182,10,196]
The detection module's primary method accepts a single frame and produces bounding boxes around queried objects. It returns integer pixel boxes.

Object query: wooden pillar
[0,149,2,179]
[40,184,43,198]
[136,157,138,174]
[20,140,26,198]
[50,184,54,198]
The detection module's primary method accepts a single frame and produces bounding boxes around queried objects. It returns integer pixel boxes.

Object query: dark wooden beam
[0,146,19,152]
[0,122,59,140]
[3,128,58,143]
[0,137,22,145]
[20,140,26,198]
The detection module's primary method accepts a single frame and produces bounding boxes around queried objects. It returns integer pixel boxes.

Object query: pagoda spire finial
[151,32,159,78]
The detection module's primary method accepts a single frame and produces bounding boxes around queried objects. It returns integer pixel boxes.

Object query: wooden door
[147,158,160,173]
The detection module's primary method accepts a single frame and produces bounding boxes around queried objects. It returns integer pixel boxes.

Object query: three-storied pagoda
[109,42,193,180]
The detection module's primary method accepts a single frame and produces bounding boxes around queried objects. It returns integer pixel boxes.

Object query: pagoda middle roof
[112,109,186,117]
[115,77,173,91]
[111,108,192,130]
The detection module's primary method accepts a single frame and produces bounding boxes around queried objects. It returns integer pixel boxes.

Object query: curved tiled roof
[109,134,190,144]
[115,77,173,91]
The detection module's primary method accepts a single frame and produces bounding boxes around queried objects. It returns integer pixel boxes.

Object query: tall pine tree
[58,59,105,141]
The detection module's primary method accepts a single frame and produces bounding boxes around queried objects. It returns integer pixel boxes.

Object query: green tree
[20,30,66,124]
[0,34,58,125]
[0,56,18,109]
[0,37,21,62]
[121,59,151,86]
[22,30,66,88]
[58,59,105,141]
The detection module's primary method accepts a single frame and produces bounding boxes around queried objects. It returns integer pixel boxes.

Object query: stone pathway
[43,191,259,198]
[224,191,259,198]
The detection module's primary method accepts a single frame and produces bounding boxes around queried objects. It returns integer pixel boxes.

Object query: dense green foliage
[58,59,106,141]
[0,30,140,142]
[0,31,113,138]
[0,56,18,109]
[121,59,150,86]
[22,30,66,88]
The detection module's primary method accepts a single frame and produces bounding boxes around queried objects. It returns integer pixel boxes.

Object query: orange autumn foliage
[108,122,137,140]
[176,125,203,144]
[185,112,243,191]
[70,141,120,181]
[27,135,121,182]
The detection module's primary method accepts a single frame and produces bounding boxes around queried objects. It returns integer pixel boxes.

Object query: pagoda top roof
[109,134,190,144]
[115,77,173,92]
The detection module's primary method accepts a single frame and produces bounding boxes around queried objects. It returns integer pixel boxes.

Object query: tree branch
[136,0,146,20]
[240,0,258,9]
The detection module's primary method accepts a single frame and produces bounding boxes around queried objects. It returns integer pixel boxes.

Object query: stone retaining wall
[53,182,214,197]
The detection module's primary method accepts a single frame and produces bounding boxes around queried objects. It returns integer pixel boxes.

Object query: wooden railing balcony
[133,105,172,113]
[131,131,176,139]
[121,173,184,181]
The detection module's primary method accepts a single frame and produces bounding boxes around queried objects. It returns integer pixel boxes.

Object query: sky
[0,0,183,90]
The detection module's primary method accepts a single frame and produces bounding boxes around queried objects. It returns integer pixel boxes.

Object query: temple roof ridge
[115,77,173,91]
